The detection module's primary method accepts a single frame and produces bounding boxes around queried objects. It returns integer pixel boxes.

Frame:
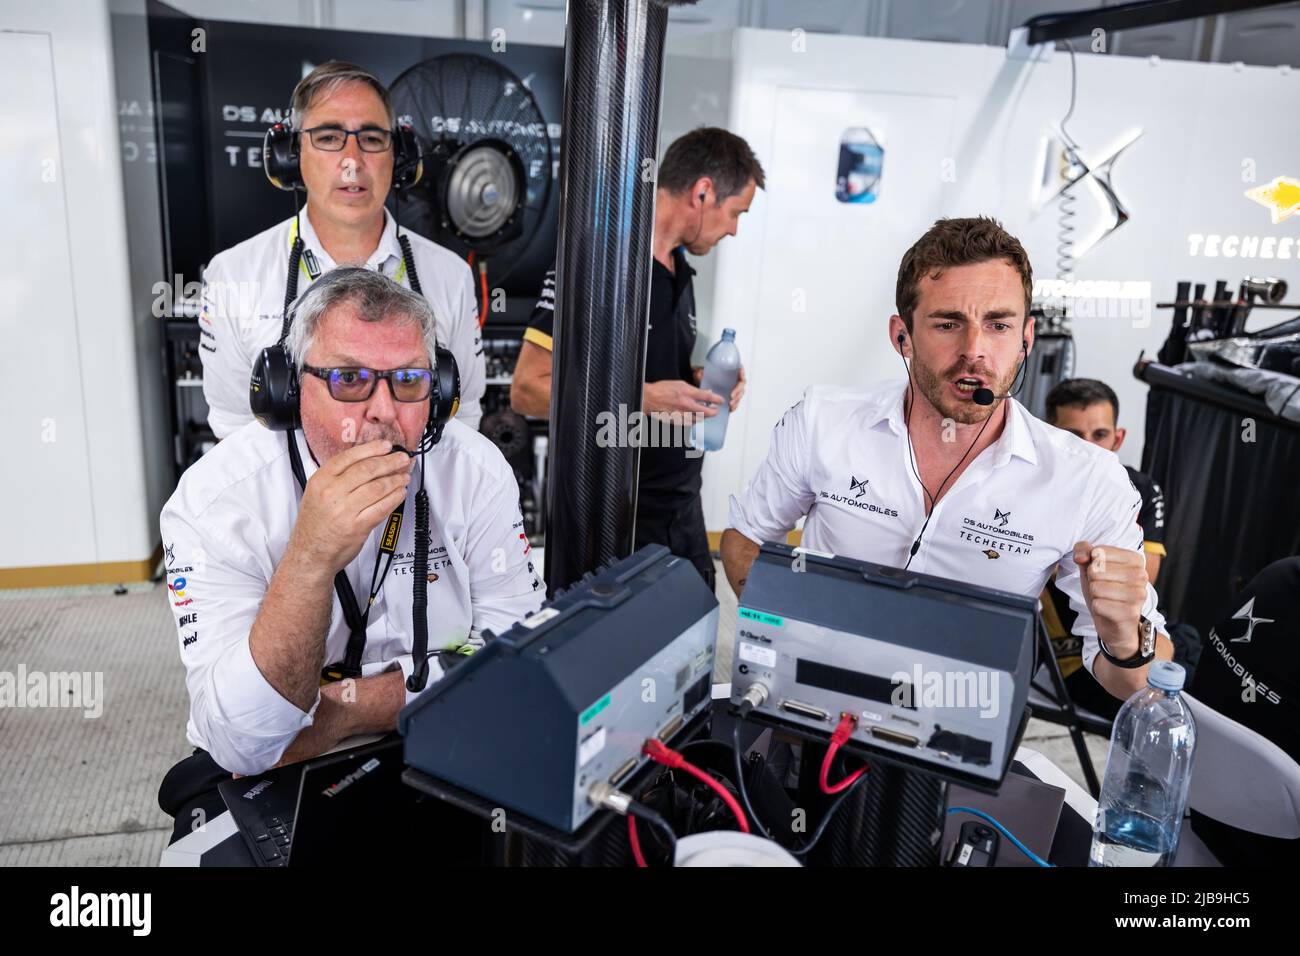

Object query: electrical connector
[587,781,632,815]
[740,682,769,712]
[641,737,683,768]
[830,712,858,746]
[641,737,750,834]
[820,712,869,795]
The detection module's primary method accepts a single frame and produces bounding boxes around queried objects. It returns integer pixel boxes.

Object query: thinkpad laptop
[219,734,418,867]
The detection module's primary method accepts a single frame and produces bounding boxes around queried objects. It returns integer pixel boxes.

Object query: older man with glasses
[197,60,486,440]
[157,267,541,845]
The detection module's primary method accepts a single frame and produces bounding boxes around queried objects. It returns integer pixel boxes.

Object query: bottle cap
[722,328,736,339]
[1147,660,1185,693]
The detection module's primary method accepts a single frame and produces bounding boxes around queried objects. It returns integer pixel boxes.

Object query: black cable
[896,337,997,570]
[731,699,868,857]
[395,188,424,297]
[687,189,707,246]
[789,770,868,859]
[627,802,677,863]
[281,193,304,335]
[406,450,432,693]
[731,702,776,842]
[1281,377,1300,417]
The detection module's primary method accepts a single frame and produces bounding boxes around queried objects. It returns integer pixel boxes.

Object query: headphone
[249,287,460,449]
[263,120,425,192]
[687,187,708,246]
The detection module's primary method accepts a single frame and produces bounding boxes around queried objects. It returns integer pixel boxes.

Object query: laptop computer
[219,734,420,867]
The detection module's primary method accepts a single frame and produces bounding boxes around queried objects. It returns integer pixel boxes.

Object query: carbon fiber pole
[544,0,690,592]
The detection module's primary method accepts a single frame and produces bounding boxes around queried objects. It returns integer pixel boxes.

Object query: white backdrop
[665,29,1300,531]
[0,0,166,578]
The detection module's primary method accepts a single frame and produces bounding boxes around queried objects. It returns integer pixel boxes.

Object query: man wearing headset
[199,61,485,439]
[158,268,541,843]
[511,128,761,589]
[721,217,1174,703]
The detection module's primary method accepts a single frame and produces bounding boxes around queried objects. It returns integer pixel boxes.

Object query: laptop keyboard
[252,814,295,866]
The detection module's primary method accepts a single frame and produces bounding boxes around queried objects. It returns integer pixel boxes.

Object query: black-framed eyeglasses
[301,365,433,402]
[300,125,393,152]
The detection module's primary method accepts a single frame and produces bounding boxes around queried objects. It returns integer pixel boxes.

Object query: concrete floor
[0,562,1108,866]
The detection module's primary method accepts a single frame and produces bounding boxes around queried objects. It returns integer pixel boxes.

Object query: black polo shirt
[524,249,703,508]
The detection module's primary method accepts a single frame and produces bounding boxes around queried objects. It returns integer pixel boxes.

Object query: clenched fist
[1073,540,1148,659]
[287,440,413,576]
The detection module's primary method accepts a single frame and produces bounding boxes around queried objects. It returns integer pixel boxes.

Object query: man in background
[1042,378,1186,717]
[511,127,761,589]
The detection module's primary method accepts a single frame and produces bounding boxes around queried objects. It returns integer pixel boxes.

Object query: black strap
[285,431,398,682]
[279,207,425,683]
[394,191,423,296]
[399,233,422,295]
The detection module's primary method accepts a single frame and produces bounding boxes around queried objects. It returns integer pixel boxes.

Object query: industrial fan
[389,52,554,311]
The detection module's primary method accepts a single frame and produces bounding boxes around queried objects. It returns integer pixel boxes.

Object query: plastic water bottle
[1089,660,1197,867]
[693,329,741,452]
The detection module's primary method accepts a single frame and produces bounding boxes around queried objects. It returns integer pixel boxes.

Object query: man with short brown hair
[722,216,1174,704]
[512,127,763,589]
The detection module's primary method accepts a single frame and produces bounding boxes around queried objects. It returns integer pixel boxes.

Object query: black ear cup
[249,344,301,430]
[264,121,422,192]
[263,122,303,191]
[392,123,424,191]
[423,346,460,446]
[251,344,457,440]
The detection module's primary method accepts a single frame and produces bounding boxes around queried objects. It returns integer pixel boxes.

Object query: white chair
[1182,691,1300,840]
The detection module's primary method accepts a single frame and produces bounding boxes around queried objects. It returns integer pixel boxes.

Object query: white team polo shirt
[198,208,485,439]
[728,381,1166,677]
[159,420,542,775]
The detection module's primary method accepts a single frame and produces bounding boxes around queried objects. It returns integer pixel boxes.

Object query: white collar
[865,380,1038,466]
[297,206,403,272]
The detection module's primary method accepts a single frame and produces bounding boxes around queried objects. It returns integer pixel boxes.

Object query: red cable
[627,815,649,867]
[477,261,489,328]
[643,739,750,834]
[820,713,870,794]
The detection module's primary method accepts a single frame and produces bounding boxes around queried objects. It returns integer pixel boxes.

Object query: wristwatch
[1098,616,1156,669]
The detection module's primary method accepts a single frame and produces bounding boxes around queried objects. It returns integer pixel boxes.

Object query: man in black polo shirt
[511,128,764,589]
[1189,557,1300,865]
[1042,378,1172,717]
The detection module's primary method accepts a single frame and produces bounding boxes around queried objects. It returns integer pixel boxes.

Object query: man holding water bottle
[511,128,764,590]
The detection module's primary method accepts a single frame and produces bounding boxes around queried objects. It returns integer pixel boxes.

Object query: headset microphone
[971,339,1029,407]
[894,328,1011,570]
